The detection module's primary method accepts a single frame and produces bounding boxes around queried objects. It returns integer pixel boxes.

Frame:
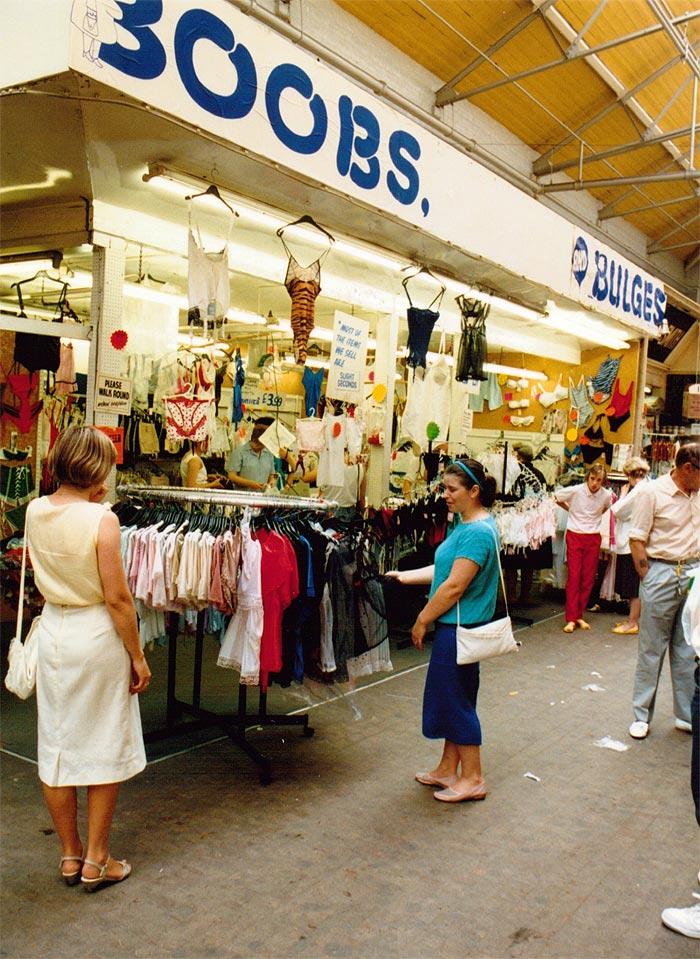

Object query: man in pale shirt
[627,442,700,741]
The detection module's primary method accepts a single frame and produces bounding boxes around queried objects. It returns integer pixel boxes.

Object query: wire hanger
[401,264,446,310]
[185,183,239,217]
[276,214,335,244]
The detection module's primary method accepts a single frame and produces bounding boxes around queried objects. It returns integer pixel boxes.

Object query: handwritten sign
[326,311,369,404]
[96,426,124,465]
[94,372,132,415]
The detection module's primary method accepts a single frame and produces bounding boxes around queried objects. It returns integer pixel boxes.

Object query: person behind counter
[385,458,500,803]
[226,417,277,491]
[180,439,223,489]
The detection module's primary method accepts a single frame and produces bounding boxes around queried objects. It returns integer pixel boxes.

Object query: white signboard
[326,311,369,403]
[94,372,132,415]
[460,408,474,440]
[570,230,668,334]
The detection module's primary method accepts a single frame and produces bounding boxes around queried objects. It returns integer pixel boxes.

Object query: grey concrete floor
[1,609,698,959]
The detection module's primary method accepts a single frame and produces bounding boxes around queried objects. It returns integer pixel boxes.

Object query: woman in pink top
[556,464,612,633]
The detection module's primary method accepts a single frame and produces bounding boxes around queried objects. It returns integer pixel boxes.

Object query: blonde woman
[610,457,650,634]
[26,426,150,892]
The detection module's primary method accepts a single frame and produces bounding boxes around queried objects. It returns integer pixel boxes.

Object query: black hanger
[186,184,238,217]
[12,270,68,316]
[276,214,335,244]
[401,265,445,310]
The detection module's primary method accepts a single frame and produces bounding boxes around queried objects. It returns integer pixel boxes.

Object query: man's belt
[649,556,700,565]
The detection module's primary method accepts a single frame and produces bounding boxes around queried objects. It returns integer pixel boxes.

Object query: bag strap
[15,518,28,641]
[455,522,508,629]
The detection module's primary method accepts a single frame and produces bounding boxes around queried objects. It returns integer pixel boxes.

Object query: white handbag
[455,531,520,666]
[5,523,40,700]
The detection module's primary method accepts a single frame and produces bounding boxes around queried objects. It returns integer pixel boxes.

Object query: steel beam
[686,248,700,271]
[647,237,700,254]
[646,0,700,83]
[651,210,700,249]
[533,50,691,175]
[540,170,700,192]
[598,192,699,221]
[597,153,691,217]
[566,0,608,58]
[438,10,700,107]
[435,0,558,107]
[647,72,694,129]
[538,125,696,176]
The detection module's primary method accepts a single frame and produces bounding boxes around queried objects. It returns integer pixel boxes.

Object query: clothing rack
[117,484,337,784]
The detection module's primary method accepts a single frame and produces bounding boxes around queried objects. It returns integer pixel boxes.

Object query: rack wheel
[303,725,315,738]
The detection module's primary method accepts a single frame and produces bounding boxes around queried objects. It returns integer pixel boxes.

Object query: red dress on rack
[256,529,300,691]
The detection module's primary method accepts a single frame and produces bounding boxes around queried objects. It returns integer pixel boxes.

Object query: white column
[632,336,648,456]
[87,241,127,497]
[365,308,399,506]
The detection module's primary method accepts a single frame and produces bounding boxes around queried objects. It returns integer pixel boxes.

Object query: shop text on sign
[94,373,132,415]
[69,0,429,219]
[571,231,667,333]
[327,312,369,403]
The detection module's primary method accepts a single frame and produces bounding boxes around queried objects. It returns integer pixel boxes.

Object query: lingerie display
[568,375,594,428]
[404,285,445,371]
[1,369,42,435]
[455,295,489,382]
[302,365,324,417]
[281,242,326,365]
[187,219,231,333]
[606,378,633,432]
[589,357,621,405]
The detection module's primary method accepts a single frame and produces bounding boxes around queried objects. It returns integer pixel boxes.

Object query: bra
[537,375,568,408]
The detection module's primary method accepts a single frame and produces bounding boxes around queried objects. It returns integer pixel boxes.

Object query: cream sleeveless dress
[26,497,146,786]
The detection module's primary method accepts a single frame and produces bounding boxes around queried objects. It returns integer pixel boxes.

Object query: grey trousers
[632,560,697,724]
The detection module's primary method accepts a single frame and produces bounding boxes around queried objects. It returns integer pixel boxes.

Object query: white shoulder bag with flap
[455,526,520,666]
[5,521,40,700]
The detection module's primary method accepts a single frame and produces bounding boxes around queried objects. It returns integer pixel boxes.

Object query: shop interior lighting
[483,362,548,381]
[0,257,56,277]
[543,300,630,351]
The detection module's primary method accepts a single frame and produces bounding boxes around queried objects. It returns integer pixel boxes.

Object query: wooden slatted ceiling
[335,0,700,260]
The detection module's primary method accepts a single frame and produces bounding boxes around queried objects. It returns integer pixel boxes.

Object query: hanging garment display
[283,252,324,365]
[606,379,634,432]
[218,521,264,683]
[580,414,607,464]
[455,295,489,382]
[405,295,444,370]
[295,417,325,451]
[231,349,245,426]
[536,375,568,408]
[420,344,451,443]
[302,365,324,416]
[187,227,230,333]
[569,376,595,428]
[163,390,212,442]
[316,412,347,487]
[54,342,77,396]
[1,370,42,435]
[590,357,621,404]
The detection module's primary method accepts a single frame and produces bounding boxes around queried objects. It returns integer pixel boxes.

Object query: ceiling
[335,0,700,269]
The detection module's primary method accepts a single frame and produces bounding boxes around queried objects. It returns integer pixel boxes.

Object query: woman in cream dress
[26,426,150,891]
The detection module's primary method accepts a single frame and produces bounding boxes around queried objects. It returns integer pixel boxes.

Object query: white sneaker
[661,895,700,939]
[674,718,692,733]
[629,721,649,739]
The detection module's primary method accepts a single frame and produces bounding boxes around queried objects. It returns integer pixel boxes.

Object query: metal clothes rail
[117,484,338,784]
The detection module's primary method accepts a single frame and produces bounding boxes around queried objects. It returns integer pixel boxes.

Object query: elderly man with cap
[628,441,700,740]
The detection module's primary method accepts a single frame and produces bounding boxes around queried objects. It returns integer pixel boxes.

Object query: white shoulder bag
[5,522,40,700]
[455,527,520,666]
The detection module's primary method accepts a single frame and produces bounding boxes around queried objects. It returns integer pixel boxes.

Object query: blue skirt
[422,622,481,745]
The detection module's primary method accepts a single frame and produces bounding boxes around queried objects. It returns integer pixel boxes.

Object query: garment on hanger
[230,349,245,426]
[455,295,489,382]
[284,252,323,365]
[187,224,230,332]
[401,367,426,442]
[421,348,451,443]
[295,417,325,451]
[536,374,568,408]
[217,521,264,683]
[302,365,324,416]
[316,412,347,487]
[54,342,77,395]
[406,300,443,372]
[569,376,594,428]
[606,378,634,432]
[1,370,42,434]
[163,390,212,442]
[590,356,621,404]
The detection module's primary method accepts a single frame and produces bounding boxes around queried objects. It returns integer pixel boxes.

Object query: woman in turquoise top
[386,458,499,803]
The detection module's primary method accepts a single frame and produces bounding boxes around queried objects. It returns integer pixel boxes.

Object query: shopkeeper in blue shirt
[226,416,277,491]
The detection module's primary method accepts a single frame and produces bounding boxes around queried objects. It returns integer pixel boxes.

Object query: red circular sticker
[110,329,128,350]
[332,422,342,438]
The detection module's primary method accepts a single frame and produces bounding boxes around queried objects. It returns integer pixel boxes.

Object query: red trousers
[565,530,601,622]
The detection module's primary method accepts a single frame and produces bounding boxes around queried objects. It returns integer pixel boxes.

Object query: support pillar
[632,336,649,456]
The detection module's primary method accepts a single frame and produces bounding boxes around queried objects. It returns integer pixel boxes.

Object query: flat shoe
[612,623,638,634]
[81,855,131,893]
[434,784,487,803]
[576,619,591,630]
[563,621,576,633]
[60,855,83,887]
[415,771,457,788]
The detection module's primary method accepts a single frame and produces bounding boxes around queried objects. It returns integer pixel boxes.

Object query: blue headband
[453,461,482,489]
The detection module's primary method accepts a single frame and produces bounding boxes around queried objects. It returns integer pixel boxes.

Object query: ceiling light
[0,258,55,277]
[225,307,268,325]
[544,300,630,350]
[483,362,548,382]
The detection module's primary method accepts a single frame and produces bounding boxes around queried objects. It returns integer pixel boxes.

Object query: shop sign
[96,426,124,465]
[570,231,667,334]
[327,311,369,404]
[94,372,132,415]
[683,389,700,420]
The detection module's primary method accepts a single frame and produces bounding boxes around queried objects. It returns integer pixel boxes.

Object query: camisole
[26,498,110,606]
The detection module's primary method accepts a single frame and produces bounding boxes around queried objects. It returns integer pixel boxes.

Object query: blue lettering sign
[336,96,380,190]
[653,287,667,326]
[174,10,256,119]
[572,236,588,286]
[98,0,166,80]
[387,130,422,210]
[266,64,328,155]
[643,280,653,323]
[591,251,608,301]
[631,274,643,317]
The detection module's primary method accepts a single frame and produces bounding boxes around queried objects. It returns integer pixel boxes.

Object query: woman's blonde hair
[623,456,650,475]
[47,425,116,488]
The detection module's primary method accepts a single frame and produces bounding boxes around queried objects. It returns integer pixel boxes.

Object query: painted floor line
[1,613,565,768]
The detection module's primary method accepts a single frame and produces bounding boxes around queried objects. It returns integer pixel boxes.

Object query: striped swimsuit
[284,253,323,365]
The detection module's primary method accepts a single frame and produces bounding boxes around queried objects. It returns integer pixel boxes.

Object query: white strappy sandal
[60,855,83,886]
[80,855,132,893]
